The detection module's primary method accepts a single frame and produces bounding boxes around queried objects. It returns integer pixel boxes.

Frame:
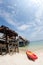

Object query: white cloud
[29,25,43,41]
[0,0,3,4]
[31,0,41,4]
[11,10,15,14]
[29,0,43,40]
[0,0,43,41]
[7,5,14,9]
[18,24,30,31]
[0,4,21,28]
[35,0,43,25]
[0,9,17,26]
[0,9,21,30]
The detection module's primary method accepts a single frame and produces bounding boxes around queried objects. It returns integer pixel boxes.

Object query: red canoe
[26,50,38,61]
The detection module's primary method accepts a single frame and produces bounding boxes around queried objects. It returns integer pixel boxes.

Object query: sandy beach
[0,48,43,65]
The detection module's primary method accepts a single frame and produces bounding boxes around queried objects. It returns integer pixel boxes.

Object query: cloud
[0,9,16,25]
[28,0,43,41]
[18,24,30,31]
[29,24,43,41]
[0,1,20,28]
[0,0,3,4]
[0,7,21,29]
[0,0,43,41]
[0,0,18,26]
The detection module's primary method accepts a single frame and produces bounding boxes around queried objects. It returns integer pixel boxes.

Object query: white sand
[0,50,43,65]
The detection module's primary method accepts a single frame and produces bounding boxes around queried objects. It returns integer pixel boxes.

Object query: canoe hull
[26,50,38,61]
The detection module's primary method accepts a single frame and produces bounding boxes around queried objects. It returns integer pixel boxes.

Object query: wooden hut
[0,25,19,55]
[19,36,29,47]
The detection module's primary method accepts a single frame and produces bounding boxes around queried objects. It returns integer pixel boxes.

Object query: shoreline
[0,47,43,65]
[0,50,43,65]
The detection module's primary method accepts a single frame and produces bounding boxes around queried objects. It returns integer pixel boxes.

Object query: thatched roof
[0,25,18,37]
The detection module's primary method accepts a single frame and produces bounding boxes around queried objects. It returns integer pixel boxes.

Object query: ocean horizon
[26,40,43,51]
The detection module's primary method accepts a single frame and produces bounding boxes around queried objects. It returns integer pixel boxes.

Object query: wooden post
[4,29,8,53]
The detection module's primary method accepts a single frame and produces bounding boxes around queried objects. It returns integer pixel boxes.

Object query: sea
[25,40,43,52]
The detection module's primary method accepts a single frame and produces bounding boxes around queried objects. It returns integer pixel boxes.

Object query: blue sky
[0,0,43,41]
